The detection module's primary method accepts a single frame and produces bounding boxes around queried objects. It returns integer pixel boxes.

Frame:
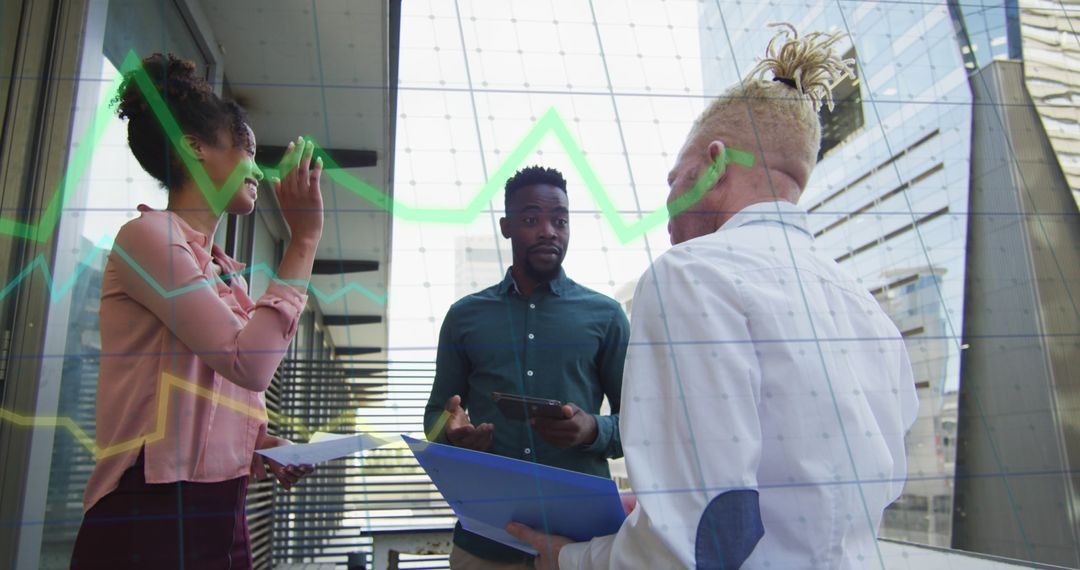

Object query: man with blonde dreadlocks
[507,24,918,569]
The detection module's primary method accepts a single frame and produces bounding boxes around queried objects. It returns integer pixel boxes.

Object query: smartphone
[492,392,566,421]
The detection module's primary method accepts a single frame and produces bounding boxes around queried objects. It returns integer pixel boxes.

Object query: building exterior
[955,1,1080,204]
[953,57,1080,567]
[874,268,955,546]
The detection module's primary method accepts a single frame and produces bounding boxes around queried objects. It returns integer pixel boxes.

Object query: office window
[33,2,210,567]
[818,48,864,160]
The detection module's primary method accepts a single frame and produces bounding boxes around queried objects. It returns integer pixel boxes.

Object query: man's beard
[523,257,562,283]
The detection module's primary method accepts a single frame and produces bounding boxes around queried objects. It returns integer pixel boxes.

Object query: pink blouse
[84,205,307,512]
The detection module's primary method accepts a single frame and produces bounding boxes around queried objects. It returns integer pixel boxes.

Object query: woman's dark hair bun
[115,53,213,122]
[114,53,249,190]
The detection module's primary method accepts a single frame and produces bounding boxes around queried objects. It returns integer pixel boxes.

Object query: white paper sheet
[256,432,390,465]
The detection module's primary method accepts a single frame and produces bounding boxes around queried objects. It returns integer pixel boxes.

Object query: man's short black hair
[504,165,567,210]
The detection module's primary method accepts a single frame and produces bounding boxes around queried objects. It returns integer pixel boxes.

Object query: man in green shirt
[424,165,630,569]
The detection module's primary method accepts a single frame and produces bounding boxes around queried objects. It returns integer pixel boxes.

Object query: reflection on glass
[37,1,204,565]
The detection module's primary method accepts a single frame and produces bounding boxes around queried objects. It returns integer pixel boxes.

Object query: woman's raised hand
[271,136,324,245]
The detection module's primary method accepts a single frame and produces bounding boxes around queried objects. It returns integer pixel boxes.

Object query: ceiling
[196,0,398,361]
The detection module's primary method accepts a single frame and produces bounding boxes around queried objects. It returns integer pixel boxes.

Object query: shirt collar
[139,203,208,247]
[719,201,813,238]
[137,204,246,272]
[496,267,568,297]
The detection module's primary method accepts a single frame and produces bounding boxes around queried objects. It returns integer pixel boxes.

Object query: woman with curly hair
[70,53,323,569]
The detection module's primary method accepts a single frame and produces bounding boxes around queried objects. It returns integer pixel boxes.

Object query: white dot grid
[391,0,710,355]
[385,2,1080,562]
[20,0,1076,565]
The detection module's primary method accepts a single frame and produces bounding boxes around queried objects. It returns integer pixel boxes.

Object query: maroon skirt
[70,456,251,570]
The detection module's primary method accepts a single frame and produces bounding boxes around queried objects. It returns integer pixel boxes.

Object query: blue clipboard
[403,435,626,555]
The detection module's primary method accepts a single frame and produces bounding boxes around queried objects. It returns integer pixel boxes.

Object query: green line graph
[314,106,752,241]
[0,49,753,244]
[0,371,395,459]
[111,244,387,305]
[0,238,387,306]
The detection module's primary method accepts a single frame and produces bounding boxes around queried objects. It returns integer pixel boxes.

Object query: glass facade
[951,0,1021,70]
[388,2,715,493]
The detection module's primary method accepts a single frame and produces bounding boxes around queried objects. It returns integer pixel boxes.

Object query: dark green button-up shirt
[424,268,630,563]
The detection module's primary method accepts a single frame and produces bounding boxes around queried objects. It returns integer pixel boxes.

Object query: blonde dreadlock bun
[748,22,857,112]
[690,24,857,188]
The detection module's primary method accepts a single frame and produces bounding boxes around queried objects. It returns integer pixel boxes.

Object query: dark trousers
[71,457,251,570]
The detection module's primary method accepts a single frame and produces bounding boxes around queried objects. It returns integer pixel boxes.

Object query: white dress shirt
[560,201,918,569]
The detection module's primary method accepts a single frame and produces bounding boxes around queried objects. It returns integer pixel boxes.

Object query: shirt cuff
[581,414,613,455]
[559,542,587,569]
[255,282,309,338]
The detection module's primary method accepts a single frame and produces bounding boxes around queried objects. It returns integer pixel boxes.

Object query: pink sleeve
[110,215,308,392]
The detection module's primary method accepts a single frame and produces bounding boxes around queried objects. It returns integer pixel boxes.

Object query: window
[0,1,20,137]
[818,48,864,160]
[33,2,211,567]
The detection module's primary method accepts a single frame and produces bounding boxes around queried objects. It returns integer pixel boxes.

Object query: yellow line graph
[0,371,389,460]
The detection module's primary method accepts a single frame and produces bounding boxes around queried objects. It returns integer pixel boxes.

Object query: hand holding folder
[403,435,626,555]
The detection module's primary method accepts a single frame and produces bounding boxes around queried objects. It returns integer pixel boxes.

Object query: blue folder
[403,435,626,554]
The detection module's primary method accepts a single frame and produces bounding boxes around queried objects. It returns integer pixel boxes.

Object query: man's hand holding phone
[531,403,598,449]
[443,394,494,451]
